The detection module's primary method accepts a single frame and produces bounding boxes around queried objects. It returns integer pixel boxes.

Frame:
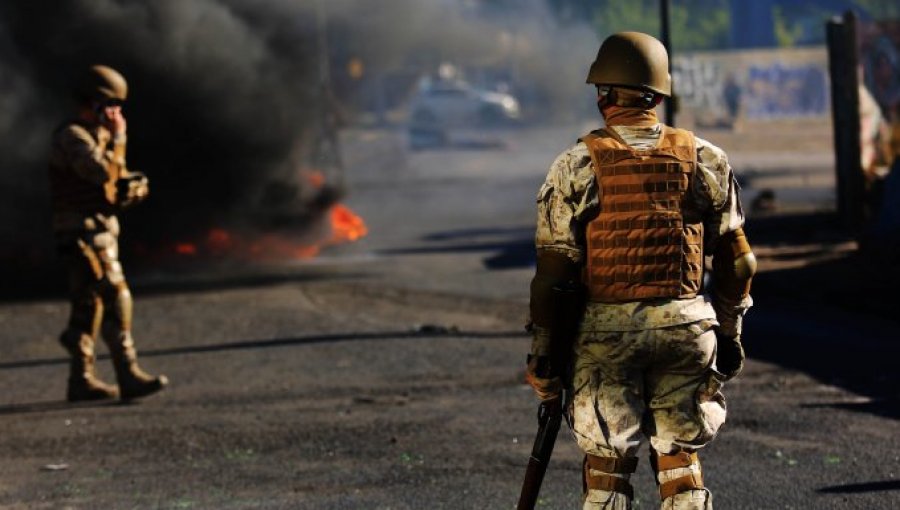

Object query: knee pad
[582,454,638,499]
[652,451,705,501]
[101,282,133,332]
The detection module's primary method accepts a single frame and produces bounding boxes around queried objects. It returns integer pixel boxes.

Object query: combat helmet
[586,32,671,96]
[78,65,128,103]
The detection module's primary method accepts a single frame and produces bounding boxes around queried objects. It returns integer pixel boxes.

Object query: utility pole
[659,0,675,126]
[826,11,864,230]
[314,0,344,191]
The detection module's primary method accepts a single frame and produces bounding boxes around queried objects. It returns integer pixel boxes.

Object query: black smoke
[0,0,335,283]
[0,0,597,293]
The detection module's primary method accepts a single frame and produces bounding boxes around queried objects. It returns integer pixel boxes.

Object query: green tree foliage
[668,0,730,49]
[852,0,900,20]
[557,0,732,51]
[771,1,899,47]
[547,0,899,50]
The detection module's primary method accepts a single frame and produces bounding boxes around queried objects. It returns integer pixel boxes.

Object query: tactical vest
[49,122,118,217]
[581,126,704,303]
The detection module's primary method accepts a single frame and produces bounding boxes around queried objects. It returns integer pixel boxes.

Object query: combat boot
[60,331,119,402]
[107,332,168,400]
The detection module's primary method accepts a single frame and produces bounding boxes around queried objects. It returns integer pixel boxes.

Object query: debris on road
[39,463,69,472]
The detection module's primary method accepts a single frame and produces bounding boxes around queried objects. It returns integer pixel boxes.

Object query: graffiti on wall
[672,47,830,126]
[672,56,725,112]
[744,63,828,118]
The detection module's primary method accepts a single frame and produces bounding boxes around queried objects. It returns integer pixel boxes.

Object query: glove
[116,172,149,208]
[525,354,562,401]
[715,330,745,380]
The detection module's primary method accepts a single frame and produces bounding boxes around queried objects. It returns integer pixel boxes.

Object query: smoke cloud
[0,0,597,290]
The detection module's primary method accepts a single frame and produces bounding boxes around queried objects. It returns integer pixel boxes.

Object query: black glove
[715,330,744,380]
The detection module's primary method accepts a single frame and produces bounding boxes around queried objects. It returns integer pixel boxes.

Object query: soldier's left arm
[693,137,756,339]
[107,134,150,207]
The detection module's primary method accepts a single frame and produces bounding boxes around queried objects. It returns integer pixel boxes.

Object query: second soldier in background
[49,65,168,402]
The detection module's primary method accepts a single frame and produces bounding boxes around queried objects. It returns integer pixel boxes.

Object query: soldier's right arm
[532,143,596,331]
[56,124,116,185]
[527,144,596,398]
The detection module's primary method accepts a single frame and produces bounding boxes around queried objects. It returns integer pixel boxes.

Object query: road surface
[0,123,897,509]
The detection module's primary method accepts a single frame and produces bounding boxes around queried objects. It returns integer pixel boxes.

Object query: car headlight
[501,97,519,112]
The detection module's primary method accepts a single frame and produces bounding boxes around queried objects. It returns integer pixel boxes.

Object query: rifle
[517,393,563,510]
[517,283,584,510]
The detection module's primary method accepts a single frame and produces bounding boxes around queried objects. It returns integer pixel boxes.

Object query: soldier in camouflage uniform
[525,33,755,509]
[50,65,167,402]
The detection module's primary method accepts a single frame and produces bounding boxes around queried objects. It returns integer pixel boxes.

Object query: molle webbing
[582,127,703,303]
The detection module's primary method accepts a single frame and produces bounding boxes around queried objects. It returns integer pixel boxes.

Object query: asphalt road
[0,123,897,509]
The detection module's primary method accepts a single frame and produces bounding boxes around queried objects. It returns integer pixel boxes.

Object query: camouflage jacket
[49,122,129,237]
[536,123,752,334]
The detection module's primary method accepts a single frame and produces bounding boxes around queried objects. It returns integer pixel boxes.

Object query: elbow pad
[712,227,756,299]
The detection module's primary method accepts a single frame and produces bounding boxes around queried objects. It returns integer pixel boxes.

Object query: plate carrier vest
[581,126,704,303]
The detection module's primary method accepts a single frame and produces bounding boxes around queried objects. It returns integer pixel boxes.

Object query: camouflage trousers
[570,320,725,510]
[58,216,134,352]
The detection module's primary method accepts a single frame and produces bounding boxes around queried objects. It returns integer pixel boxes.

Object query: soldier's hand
[103,105,127,136]
[525,355,562,401]
[116,172,149,208]
[715,330,745,380]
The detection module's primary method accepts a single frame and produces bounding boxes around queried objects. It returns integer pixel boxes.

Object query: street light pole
[660,0,675,126]
[314,0,344,188]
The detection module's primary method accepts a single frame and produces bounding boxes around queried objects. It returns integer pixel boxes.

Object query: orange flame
[174,243,197,256]
[206,228,234,254]
[168,203,366,262]
[302,169,326,189]
[329,204,368,243]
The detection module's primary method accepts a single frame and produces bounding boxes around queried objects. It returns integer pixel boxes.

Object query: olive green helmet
[79,65,128,102]
[586,32,671,97]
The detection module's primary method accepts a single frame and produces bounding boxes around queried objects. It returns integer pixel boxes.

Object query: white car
[408,76,521,147]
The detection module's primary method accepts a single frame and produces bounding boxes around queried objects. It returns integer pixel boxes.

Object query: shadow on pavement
[801,400,900,420]
[0,398,123,416]
[817,480,900,494]
[0,329,527,372]
[384,225,536,270]
[745,211,900,420]
[0,266,366,303]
